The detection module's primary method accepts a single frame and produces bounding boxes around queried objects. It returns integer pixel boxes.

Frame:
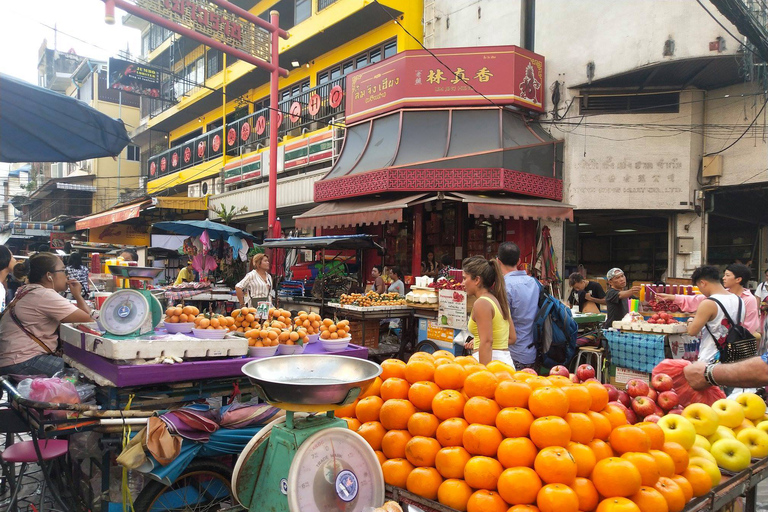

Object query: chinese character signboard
[108,58,161,98]
[346,45,545,123]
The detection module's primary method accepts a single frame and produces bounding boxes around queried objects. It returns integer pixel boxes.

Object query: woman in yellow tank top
[462,256,517,366]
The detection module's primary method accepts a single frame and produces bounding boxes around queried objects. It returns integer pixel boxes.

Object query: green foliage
[209,203,248,225]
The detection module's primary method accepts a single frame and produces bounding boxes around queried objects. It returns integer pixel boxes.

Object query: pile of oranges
[291,310,323,335]
[164,304,200,323]
[338,351,714,512]
[192,313,234,330]
[231,308,260,332]
[320,319,351,340]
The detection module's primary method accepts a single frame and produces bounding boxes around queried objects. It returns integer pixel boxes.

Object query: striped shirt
[236,270,272,303]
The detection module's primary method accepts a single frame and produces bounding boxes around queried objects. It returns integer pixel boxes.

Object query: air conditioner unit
[198,178,213,196]
[51,162,65,179]
[188,183,202,197]
[212,177,223,195]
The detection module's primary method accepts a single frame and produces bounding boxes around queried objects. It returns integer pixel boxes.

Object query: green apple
[736,427,768,459]
[683,403,720,437]
[733,418,756,436]
[736,392,767,421]
[711,438,752,472]
[658,414,697,450]
[712,399,746,429]
[694,435,712,451]
[707,425,736,445]
[689,446,717,464]
[756,421,768,436]
[689,456,722,486]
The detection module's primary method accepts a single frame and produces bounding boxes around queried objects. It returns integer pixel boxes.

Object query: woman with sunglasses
[0,253,93,376]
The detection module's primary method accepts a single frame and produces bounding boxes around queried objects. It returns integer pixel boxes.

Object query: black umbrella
[0,73,131,163]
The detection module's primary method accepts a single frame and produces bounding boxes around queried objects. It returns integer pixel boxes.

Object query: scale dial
[287,427,384,512]
[100,289,150,336]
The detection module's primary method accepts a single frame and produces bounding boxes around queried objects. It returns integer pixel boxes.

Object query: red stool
[2,439,68,512]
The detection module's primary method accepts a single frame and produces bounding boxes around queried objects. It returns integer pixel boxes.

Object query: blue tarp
[153,220,257,241]
[0,73,131,163]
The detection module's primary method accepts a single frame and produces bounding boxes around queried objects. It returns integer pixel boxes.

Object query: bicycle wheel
[132,458,233,512]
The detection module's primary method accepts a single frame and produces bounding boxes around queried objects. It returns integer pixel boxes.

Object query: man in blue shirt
[497,242,540,371]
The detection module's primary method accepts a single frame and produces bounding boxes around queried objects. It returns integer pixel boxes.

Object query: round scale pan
[241,354,381,412]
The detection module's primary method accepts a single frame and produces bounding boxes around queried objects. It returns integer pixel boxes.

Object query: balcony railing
[147,78,345,179]
[317,0,340,11]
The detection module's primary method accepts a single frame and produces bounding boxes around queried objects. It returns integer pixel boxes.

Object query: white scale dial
[100,289,150,335]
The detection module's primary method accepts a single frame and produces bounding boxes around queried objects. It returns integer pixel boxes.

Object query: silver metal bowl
[241,355,382,412]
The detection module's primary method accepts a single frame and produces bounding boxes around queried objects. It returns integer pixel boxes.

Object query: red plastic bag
[652,359,725,407]
[28,377,80,418]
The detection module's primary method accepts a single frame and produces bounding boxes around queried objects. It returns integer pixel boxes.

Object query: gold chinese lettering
[426,69,447,84]
[474,67,494,82]
[451,67,469,84]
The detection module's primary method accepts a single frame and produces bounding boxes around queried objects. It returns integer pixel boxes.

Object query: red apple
[647,389,658,402]
[625,407,638,424]
[644,414,662,423]
[657,391,679,411]
[626,379,650,398]
[617,390,632,408]
[576,364,596,382]
[651,373,674,392]
[549,365,570,378]
[653,404,664,416]
[520,368,538,376]
[632,396,657,418]
[603,383,619,402]
[569,373,580,383]
[651,314,660,321]
[668,407,684,415]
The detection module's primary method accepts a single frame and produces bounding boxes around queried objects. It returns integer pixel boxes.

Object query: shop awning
[260,235,382,252]
[449,192,574,222]
[76,200,150,230]
[155,196,209,211]
[294,194,430,230]
[1,221,64,231]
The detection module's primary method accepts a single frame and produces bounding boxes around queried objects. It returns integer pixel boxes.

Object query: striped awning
[76,201,151,230]
[1,221,64,231]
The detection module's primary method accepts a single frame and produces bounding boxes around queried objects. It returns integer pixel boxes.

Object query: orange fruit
[341,417,361,431]
[381,430,412,459]
[408,412,440,438]
[572,477,599,512]
[534,446,578,485]
[670,475,693,503]
[409,352,435,363]
[629,486,668,512]
[381,359,407,380]
[405,360,436,384]
[589,438,614,461]
[601,403,630,430]
[360,377,382,399]
[405,436,441,467]
[563,385,593,413]
[497,437,537,468]
[464,371,499,398]
[564,412,595,444]
[648,449,676,478]
[435,446,472,479]
[498,467,542,505]
[356,421,387,451]
[380,378,410,401]
[596,497,641,512]
[508,506,541,512]
[526,376,552,389]
[592,457,642,498]
[464,365,487,377]
[433,350,455,360]
[496,407,534,438]
[567,441,597,478]
[536,483,580,512]
[621,452,660,486]
[495,380,532,408]
[530,416,572,449]
[661,442,689,474]
[463,424,503,456]
[355,396,384,423]
[529,386,570,418]
[588,410,613,441]
[681,466,712,497]
[466,490,508,512]
[584,381,609,411]
[635,422,665,451]
[454,355,479,367]
[464,456,503,490]
[653,477,686,512]
[464,396,500,426]
[380,399,417,430]
[433,390,467,420]
[406,467,442,500]
[375,450,386,465]
[436,418,469,447]
[434,363,467,390]
[437,479,473,511]
[409,381,441,412]
[382,458,414,487]
[610,425,651,455]
[547,375,574,388]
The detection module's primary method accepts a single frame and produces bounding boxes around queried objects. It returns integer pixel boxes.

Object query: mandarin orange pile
[339,352,714,512]
[319,318,350,340]
[231,307,261,332]
[164,304,199,323]
[192,312,233,330]
[244,319,308,348]
[292,310,322,335]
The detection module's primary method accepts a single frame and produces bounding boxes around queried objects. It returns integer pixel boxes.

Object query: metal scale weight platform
[234,355,386,512]
[98,266,165,338]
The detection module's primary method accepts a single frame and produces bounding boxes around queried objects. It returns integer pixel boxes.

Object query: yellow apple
[736,427,768,459]
[736,392,767,421]
[688,456,722,486]
[757,421,768,436]
[712,399,746,429]
[689,446,717,464]
[694,435,712,451]
[733,418,756,436]
[711,438,752,472]
[683,403,720,437]
[658,414,697,450]
[707,426,736,445]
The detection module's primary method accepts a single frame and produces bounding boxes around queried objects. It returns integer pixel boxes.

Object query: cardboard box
[609,365,650,390]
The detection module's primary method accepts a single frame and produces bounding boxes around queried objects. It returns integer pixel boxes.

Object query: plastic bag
[652,359,726,406]
[28,377,80,405]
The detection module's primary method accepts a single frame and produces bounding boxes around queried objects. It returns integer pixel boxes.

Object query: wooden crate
[349,319,380,349]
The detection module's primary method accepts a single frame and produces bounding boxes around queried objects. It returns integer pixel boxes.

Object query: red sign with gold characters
[345,45,545,123]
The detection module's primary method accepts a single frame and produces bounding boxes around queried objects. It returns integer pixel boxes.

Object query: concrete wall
[427,0,523,49]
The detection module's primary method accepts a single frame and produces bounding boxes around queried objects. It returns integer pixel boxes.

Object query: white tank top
[698,293,745,363]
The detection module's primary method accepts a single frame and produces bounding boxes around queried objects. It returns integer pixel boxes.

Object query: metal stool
[2,438,69,512]
[573,347,606,382]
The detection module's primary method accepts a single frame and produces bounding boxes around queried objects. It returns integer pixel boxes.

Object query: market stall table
[327,303,416,360]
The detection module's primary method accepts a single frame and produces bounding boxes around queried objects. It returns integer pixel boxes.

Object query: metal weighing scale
[99,266,164,339]
[234,354,385,512]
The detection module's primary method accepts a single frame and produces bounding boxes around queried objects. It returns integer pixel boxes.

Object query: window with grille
[126,145,140,162]
[317,38,397,84]
[579,92,679,114]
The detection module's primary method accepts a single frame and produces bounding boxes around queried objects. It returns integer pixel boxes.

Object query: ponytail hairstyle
[462,256,510,321]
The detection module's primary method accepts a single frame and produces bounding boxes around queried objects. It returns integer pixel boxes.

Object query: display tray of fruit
[613,312,687,334]
[428,278,465,291]
[334,291,409,310]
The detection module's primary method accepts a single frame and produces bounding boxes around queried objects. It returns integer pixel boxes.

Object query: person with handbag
[0,252,93,377]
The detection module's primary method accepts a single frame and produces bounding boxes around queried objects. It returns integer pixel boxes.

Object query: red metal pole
[268,10,280,238]
[104,0,115,24]
[207,0,289,39]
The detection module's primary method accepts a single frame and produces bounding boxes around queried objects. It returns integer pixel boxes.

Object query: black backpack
[704,297,757,363]
[530,283,578,368]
